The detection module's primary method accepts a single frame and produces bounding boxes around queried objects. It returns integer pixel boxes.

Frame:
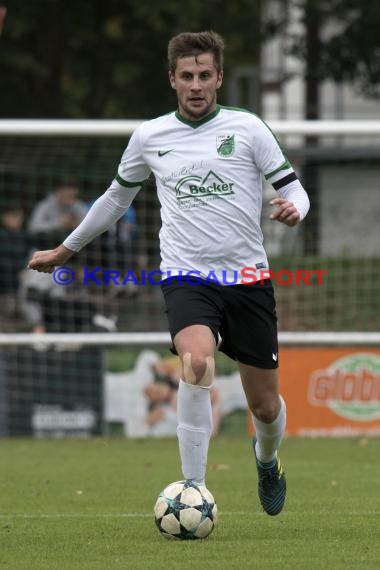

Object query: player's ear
[216,70,223,90]
[169,70,176,90]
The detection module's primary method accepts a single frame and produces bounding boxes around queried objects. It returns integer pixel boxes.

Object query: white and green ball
[154,479,217,540]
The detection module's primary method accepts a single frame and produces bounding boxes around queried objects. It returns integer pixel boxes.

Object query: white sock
[176,379,213,485]
[253,396,286,464]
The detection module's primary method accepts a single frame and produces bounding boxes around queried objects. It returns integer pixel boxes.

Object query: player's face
[169,53,223,121]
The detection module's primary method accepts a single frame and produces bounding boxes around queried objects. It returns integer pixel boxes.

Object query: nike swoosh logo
[158,149,174,157]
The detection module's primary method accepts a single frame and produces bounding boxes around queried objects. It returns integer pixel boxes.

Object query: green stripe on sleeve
[116,174,145,188]
[264,159,292,180]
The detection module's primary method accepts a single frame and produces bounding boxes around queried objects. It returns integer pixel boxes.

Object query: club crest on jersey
[216,134,235,157]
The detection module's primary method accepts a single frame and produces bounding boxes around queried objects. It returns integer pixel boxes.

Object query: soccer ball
[154,479,217,540]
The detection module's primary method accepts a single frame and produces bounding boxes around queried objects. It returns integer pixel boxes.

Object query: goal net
[0,119,379,437]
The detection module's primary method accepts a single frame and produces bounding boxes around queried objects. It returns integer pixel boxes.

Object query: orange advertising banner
[272,347,380,436]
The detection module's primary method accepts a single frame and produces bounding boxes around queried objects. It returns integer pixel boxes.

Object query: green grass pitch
[1,436,379,570]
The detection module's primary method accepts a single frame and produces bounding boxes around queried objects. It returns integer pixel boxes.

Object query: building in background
[260,0,380,121]
[257,0,380,258]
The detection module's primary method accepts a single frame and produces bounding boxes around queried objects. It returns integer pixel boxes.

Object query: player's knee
[182,352,214,387]
[251,397,280,423]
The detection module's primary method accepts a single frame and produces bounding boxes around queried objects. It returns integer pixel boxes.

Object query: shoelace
[259,467,279,485]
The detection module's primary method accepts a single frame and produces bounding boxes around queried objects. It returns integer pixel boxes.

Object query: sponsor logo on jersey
[175,170,235,204]
[308,353,380,421]
[158,149,174,157]
[216,134,235,157]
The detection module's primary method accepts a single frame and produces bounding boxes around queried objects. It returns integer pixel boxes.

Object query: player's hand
[269,198,300,227]
[27,245,74,273]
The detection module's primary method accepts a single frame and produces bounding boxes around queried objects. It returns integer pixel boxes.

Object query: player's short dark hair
[168,31,225,73]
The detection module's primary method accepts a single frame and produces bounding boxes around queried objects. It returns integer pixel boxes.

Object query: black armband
[272,172,298,190]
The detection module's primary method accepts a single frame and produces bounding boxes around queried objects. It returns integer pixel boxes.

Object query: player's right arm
[28,128,150,274]
[28,244,75,273]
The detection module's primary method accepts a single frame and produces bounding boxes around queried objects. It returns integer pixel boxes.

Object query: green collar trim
[175,105,221,128]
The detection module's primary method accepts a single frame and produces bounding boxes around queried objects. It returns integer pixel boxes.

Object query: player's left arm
[252,119,310,227]
[269,175,310,227]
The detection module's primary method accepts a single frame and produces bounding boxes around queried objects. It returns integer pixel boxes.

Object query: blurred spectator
[151,355,181,388]
[19,267,65,333]
[83,199,138,273]
[0,205,29,328]
[19,259,118,334]
[28,181,87,247]
[144,381,178,437]
[144,357,180,437]
[144,357,219,436]
[25,183,127,332]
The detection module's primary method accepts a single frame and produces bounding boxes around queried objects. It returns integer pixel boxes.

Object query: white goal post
[0,332,379,347]
[1,119,380,137]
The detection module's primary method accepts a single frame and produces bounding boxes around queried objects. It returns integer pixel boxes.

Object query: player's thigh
[161,278,223,350]
[174,324,216,358]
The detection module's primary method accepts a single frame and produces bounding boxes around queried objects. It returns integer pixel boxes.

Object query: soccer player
[28,31,310,516]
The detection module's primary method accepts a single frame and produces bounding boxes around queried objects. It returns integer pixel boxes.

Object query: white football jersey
[115,105,294,283]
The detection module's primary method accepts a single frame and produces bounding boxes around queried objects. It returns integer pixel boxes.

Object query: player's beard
[181,94,217,121]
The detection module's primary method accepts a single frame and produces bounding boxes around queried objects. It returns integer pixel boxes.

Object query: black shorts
[160,277,278,369]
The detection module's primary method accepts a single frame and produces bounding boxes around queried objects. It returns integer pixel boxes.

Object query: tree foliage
[283,0,380,98]
[2,0,379,119]
[0,0,262,118]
